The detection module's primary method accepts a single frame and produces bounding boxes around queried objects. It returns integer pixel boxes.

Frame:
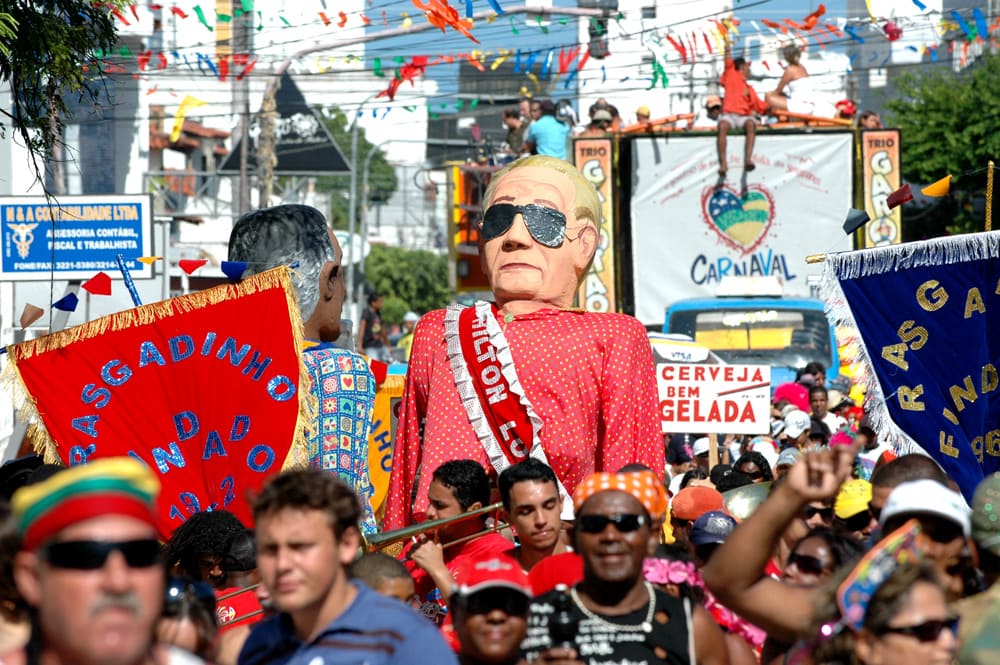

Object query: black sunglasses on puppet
[481,203,568,247]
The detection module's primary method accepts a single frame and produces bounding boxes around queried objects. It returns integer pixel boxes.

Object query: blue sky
[736,0,847,22]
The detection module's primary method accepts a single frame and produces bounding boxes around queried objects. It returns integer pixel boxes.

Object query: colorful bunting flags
[886,184,914,209]
[921,175,952,197]
[82,272,112,296]
[52,293,79,313]
[843,208,871,234]
[170,96,207,142]
[221,261,248,281]
[179,259,208,275]
[19,304,44,329]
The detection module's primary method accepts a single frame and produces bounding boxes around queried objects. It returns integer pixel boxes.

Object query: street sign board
[0,195,153,281]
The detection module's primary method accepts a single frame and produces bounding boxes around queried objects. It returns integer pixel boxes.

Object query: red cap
[453,556,531,598]
[671,486,726,521]
[773,382,810,413]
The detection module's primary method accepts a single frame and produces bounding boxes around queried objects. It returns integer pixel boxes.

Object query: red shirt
[386,308,664,529]
[720,58,768,116]
[528,551,584,595]
[403,531,513,625]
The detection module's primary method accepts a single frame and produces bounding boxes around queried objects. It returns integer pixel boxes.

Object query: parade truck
[447,125,903,380]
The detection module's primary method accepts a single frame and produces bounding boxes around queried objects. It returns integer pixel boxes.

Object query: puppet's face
[479,166,594,310]
[315,230,346,342]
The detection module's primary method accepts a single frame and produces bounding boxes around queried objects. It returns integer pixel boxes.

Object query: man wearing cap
[450,558,532,665]
[7,458,200,665]
[779,410,812,450]
[691,511,737,567]
[635,105,652,128]
[396,311,420,361]
[229,205,379,535]
[773,447,800,479]
[386,155,663,531]
[690,436,712,472]
[878,478,970,601]
[671,485,727,554]
[833,479,876,541]
[581,109,613,137]
[238,469,457,665]
[522,471,727,665]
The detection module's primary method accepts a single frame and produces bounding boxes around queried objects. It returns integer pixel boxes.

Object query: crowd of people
[0,152,988,665]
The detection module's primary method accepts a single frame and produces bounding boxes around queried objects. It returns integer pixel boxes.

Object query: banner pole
[987,160,994,232]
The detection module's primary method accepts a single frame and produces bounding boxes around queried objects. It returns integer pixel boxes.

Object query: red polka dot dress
[384,307,664,529]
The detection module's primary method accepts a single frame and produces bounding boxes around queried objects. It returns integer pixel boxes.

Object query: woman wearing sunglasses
[808,561,957,665]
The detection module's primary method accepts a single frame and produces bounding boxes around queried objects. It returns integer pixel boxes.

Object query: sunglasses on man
[577,513,648,534]
[458,588,530,617]
[42,538,161,570]
[481,203,569,248]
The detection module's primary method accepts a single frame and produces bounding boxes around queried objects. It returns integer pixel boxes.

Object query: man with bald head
[386,156,663,530]
[229,205,378,534]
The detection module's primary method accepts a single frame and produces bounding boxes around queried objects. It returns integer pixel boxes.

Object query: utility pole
[233,1,253,214]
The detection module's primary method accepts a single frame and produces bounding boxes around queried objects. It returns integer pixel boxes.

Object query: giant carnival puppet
[384,155,664,529]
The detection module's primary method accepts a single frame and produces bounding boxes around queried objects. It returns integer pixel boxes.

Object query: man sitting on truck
[716,35,768,194]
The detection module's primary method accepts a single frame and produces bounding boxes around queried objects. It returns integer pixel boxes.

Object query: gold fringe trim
[2,267,313,467]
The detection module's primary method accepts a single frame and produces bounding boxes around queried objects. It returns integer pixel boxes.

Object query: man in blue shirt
[523,99,571,160]
[239,469,457,665]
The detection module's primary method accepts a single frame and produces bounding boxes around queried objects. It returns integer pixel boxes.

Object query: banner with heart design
[2,267,310,538]
[701,186,777,253]
[629,133,853,323]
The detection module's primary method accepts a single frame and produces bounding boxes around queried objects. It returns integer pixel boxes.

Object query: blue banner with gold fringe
[820,232,1000,501]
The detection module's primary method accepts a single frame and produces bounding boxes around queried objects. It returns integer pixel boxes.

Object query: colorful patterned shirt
[385,307,664,529]
[302,343,377,534]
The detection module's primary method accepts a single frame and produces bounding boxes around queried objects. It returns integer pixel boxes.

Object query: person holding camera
[520,471,729,664]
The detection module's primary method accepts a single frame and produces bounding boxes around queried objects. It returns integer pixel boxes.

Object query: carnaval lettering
[690,251,798,285]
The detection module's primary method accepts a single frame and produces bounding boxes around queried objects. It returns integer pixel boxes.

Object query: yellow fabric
[834,478,872,519]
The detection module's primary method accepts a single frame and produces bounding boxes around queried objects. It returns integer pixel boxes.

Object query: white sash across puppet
[444,300,574,519]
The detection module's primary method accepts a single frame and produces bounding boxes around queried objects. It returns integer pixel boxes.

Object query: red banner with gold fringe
[2,267,310,538]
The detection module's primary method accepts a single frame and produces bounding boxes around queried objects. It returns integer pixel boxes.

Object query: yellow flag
[921,175,952,197]
[169,96,207,143]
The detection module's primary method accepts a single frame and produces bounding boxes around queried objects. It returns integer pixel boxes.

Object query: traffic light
[588,17,610,59]
[578,0,617,59]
